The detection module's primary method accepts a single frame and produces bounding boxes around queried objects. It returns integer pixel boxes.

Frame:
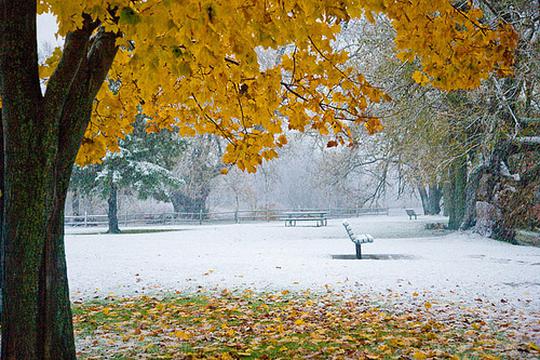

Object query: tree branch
[43,15,100,126]
[56,27,119,176]
[514,136,540,145]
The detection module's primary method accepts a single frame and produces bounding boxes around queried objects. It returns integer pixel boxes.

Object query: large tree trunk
[417,185,430,215]
[460,164,487,230]
[0,2,118,358]
[427,183,442,215]
[418,182,443,215]
[1,66,76,360]
[2,160,76,359]
[107,179,121,234]
[447,157,467,230]
[0,107,3,315]
[443,179,453,220]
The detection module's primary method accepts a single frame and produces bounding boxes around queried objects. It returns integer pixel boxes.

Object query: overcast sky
[37,13,63,54]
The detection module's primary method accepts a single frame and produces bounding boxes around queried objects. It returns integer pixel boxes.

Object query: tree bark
[107,179,121,234]
[0,106,3,315]
[427,183,442,215]
[460,164,487,230]
[0,2,118,358]
[447,157,467,230]
[443,179,453,220]
[71,189,81,217]
[417,185,430,215]
[418,182,442,215]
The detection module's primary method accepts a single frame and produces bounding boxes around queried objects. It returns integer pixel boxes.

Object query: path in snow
[66,215,540,313]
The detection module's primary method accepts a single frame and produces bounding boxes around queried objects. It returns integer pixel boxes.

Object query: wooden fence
[64,207,389,227]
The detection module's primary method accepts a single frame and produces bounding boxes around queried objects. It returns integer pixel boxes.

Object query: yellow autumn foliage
[36,0,517,171]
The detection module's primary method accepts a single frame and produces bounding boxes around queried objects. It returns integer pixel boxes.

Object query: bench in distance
[405,209,418,220]
[282,211,328,227]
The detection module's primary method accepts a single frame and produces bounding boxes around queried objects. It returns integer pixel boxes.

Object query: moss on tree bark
[0,1,118,358]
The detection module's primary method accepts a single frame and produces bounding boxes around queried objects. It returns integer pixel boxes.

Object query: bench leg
[355,243,362,259]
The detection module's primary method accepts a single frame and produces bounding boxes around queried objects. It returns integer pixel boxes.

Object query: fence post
[266,209,269,222]
[199,209,203,225]
[84,211,88,227]
[235,211,239,224]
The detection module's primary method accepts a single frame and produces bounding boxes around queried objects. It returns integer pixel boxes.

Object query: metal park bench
[405,209,418,220]
[282,211,328,227]
[342,221,374,259]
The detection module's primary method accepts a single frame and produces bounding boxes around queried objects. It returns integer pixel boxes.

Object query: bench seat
[343,221,374,259]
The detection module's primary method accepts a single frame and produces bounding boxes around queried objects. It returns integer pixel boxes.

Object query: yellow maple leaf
[174,330,192,340]
[412,71,430,86]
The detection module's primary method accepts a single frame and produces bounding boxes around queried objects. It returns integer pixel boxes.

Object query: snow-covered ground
[65,215,540,312]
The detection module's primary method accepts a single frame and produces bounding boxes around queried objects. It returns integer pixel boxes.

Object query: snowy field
[65,214,540,313]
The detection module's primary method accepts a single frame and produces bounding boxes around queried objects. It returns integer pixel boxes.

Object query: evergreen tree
[70,115,185,233]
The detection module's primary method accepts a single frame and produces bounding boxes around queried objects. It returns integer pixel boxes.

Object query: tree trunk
[460,164,487,230]
[427,183,442,215]
[170,190,210,215]
[0,2,118,358]
[443,179,453,220]
[418,182,442,215]
[417,185,430,215]
[0,1,75,357]
[71,189,81,217]
[447,157,467,230]
[107,179,121,234]
[442,188,449,216]
[1,79,77,360]
[0,108,3,315]
[2,158,76,360]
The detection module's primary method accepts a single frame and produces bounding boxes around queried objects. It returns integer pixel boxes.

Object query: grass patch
[74,291,539,359]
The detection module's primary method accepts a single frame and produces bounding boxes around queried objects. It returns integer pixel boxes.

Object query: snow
[65,215,540,312]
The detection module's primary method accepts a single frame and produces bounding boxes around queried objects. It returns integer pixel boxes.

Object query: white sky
[37,13,63,54]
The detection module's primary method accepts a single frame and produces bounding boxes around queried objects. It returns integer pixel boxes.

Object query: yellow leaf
[174,330,192,340]
[412,71,430,86]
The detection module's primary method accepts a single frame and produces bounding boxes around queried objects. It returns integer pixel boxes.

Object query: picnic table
[282,211,328,227]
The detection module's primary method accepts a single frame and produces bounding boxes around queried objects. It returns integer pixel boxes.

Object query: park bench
[282,211,327,227]
[405,209,418,220]
[342,221,374,259]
